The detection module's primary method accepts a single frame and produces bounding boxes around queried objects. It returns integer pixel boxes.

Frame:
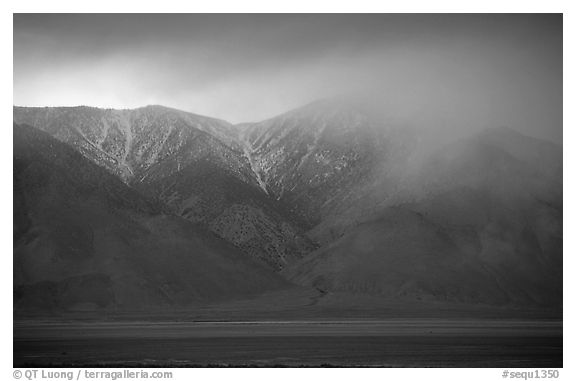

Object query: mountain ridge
[13,105,317,270]
[13,100,562,308]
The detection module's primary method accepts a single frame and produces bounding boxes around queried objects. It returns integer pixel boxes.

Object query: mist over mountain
[281,122,561,306]
[13,99,562,311]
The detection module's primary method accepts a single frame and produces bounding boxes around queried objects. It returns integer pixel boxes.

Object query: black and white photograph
[9,8,569,374]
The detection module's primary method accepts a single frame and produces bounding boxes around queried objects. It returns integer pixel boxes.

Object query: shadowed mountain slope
[134,159,316,270]
[14,123,288,312]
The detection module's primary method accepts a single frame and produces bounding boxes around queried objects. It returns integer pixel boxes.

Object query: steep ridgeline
[13,106,314,270]
[14,123,288,312]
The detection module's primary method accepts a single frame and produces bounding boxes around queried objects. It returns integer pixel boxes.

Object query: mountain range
[13,99,562,312]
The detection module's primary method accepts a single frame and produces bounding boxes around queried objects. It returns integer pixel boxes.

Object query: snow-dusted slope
[13,105,315,270]
[240,99,423,239]
[13,105,246,183]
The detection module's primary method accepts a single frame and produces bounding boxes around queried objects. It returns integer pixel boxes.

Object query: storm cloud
[13,14,562,142]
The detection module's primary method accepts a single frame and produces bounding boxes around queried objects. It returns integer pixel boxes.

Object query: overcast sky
[13,14,562,142]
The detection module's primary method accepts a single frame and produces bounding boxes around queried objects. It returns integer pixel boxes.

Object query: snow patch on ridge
[240,133,268,194]
[115,112,134,178]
